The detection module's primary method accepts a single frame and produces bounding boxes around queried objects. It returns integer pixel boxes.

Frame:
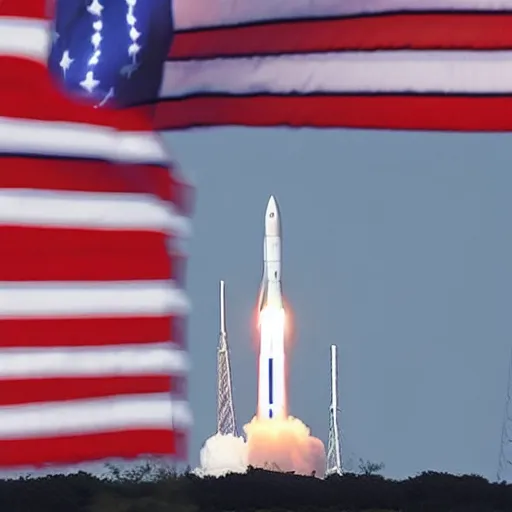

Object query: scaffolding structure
[216,280,237,436]
[326,344,343,476]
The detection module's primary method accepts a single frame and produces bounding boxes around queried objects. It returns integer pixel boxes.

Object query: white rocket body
[257,196,286,420]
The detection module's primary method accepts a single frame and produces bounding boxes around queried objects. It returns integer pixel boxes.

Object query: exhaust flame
[245,415,326,476]
[259,305,285,330]
[257,303,287,420]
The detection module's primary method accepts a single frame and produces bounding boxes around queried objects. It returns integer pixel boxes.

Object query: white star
[52,31,60,43]
[80,71,100,93]
[126,12,136,25]
[91,32,102,48]
[59,50,74,75]
[87,0,104,17]
[88,50,101,66]
[129,26,140,41]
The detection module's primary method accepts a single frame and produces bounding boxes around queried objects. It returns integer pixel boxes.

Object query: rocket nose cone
[265,195,280,235]
[266,196,277,216]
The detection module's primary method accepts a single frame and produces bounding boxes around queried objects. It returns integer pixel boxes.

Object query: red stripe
[0,160,184,204]
[0,429,187,468]
[0,226,182,281]
[0,375,183,406]
[1,249,170,281]
[170,13,512,59]
[148,95,512,132]
[0,316,186,347]
[0,225,167,249]
[0,1,47,19]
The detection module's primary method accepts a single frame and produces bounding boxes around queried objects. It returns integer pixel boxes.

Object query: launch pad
[209,196,341,477]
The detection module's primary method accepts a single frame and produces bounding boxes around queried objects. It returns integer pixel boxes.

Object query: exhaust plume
[195,417,325,478]
[195,433,248,477]
[245,415,325,476]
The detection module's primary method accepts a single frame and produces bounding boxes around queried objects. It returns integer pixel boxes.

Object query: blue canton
[48,0,174,108]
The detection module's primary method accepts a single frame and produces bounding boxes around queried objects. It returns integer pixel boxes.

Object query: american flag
[0,0,192,468]
[48,0,512,132]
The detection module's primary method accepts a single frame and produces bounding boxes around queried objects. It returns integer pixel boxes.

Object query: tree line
[0,461,510,512]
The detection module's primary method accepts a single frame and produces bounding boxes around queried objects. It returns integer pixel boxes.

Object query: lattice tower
[217,280,237,436]
[326,344,342,476]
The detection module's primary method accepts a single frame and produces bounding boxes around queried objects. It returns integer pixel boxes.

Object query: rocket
[258,195,283,312]
[257,195,286,420]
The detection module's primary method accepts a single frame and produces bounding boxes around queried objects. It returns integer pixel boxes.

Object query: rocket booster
[257,195,286,420]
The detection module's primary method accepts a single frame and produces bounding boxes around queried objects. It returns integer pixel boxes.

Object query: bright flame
[259,303,293,347]
[253,297,294,349]
[245,415,326,476]
[257,303,287,419]
[259,304,285,331]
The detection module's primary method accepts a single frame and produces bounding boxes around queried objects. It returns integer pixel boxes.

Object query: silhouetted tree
[358,458,385,476]
[0,463,510,512]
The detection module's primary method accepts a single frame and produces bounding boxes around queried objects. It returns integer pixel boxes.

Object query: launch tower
[326,344,343,476]
[216,280,237,436]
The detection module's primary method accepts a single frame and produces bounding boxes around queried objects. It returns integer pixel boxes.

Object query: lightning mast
[497,348,512,481]
[216,280,237,436]
[326,344,342,476]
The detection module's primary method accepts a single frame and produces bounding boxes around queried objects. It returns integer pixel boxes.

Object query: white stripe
[0,189,190,236]
[0,343,189,379]
[0,394,192,439]
[0,18,49,61]
[160,51,512,97]
[0,116,169,165]
[0,281,190,318]
[174,0,512,30]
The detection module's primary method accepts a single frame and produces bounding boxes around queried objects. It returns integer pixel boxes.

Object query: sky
[167,127,512,481]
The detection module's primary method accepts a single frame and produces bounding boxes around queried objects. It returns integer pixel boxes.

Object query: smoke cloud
[245,416,325,476]
[195,417,325,478]
[194,433,248,477]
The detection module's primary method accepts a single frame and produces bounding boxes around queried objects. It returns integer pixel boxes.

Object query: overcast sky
[167,128,512,481]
